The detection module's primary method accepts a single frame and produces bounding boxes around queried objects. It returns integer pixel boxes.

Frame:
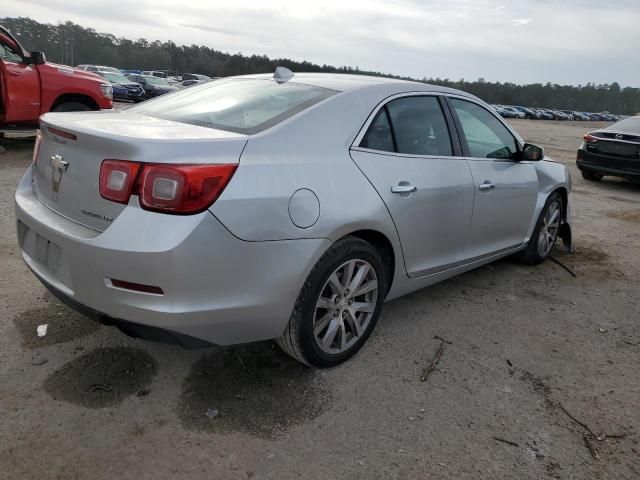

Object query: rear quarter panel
[210,88,400,243]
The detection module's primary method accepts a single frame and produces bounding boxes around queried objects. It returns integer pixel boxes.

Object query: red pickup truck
[1,26,113,127]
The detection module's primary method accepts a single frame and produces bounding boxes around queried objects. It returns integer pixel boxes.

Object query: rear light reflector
[100,160,141,204]
[110,279,164,295]
[48,127,77,141]
[98,161,237,214]
[583,133,598,143]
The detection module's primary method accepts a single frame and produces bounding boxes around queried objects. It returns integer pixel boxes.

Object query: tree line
[2,16,639,114]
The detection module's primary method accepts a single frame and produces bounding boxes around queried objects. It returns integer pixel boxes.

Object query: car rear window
[605,116,640,134]
[129,78,337,134]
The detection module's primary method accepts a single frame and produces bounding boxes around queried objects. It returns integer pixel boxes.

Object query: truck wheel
[52,102,92,112]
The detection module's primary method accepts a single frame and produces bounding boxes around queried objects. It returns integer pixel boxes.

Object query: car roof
[234,72,479,99]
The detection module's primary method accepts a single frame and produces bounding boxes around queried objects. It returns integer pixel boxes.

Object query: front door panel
[466,159,538,257]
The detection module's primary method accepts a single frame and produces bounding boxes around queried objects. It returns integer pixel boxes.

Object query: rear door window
[360,108,394,152]
[359,96,453,156]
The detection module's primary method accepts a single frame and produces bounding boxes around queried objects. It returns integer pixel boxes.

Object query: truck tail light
[99,161,237,214]
[583,133,598,143]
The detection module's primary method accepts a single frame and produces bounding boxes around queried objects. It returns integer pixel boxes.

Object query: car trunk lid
[33,111,248,231]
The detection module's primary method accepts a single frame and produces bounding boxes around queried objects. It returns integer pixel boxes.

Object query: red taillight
[138,164,237,214]
[583,133,598,143]
[98,161,237,214]
[99,160,141,204]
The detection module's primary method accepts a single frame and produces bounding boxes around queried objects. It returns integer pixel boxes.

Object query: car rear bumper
[577,147,640,179]
[15,167,330,346]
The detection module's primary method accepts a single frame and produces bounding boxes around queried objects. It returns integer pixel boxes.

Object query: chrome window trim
[350,145,468,161]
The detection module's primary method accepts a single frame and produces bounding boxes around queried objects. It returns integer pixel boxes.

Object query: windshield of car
[144,76,169,85]
[129,78,337,134]
[97,66,120,73]
[102,72,131,84]
[606,116,640,134]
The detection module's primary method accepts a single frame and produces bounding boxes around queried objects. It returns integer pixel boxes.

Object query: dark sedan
[97,72,145,102]
[125,74,178,99]
[577,116,640,181]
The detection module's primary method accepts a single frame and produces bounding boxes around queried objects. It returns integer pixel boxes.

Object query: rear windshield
[605,116,640,134]
[128,78,337,134]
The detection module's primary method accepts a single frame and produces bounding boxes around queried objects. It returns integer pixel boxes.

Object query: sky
[5,0,640,86]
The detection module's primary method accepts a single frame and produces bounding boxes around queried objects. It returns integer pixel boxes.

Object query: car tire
[276,236,387,367]
[518,192,563,265]
[52,102,92,112]
[581,170,604,181]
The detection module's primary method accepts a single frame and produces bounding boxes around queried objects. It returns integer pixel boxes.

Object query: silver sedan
[15,70,572,367]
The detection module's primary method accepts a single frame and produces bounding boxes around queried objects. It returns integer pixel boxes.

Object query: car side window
[450,98,518,159]
[360,108,394,153]
[360,96,453,156]
[0,43,23,63]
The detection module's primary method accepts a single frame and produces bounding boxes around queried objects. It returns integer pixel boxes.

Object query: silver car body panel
[15,73,572,345]
[16,170,329,344]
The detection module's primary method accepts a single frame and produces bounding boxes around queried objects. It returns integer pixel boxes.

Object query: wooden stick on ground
[493,437,519,447]
[583,435,600,460]
[421,339,445,382]
[559,402,599,439]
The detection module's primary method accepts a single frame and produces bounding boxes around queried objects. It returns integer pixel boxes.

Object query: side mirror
[30,51,46,65]
[522,143,544,161]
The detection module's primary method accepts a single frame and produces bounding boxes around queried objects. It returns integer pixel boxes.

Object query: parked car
[125,74,178,99]
[572,112,590,121]
[534,108,554,120]
[577,116,640,181]
[15,71,572,367]
[77,64,121,74]
[96,72,145,103]
[513,106,541,119]
[182,73,212,82]
[0,26,112,127]
[181,79,206,87]
[142,70,168,78]
[500,106,526,119]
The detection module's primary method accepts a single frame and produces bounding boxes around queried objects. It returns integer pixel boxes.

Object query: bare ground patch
[178,342,330,439]
[44,347,158,408]
[607,210,640,223]
[13,301,101,349]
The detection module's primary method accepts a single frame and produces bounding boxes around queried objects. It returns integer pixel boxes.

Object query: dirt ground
[1,119,638,480]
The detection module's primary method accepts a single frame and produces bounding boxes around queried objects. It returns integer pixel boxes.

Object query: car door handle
[391,184,417,194]
[478,182,495,191]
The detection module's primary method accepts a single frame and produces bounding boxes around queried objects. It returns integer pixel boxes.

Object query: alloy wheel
[537,201,561,257]
[313,259,379,355]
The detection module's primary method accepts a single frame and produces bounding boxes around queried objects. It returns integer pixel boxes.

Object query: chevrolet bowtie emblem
[51,154,69,194]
